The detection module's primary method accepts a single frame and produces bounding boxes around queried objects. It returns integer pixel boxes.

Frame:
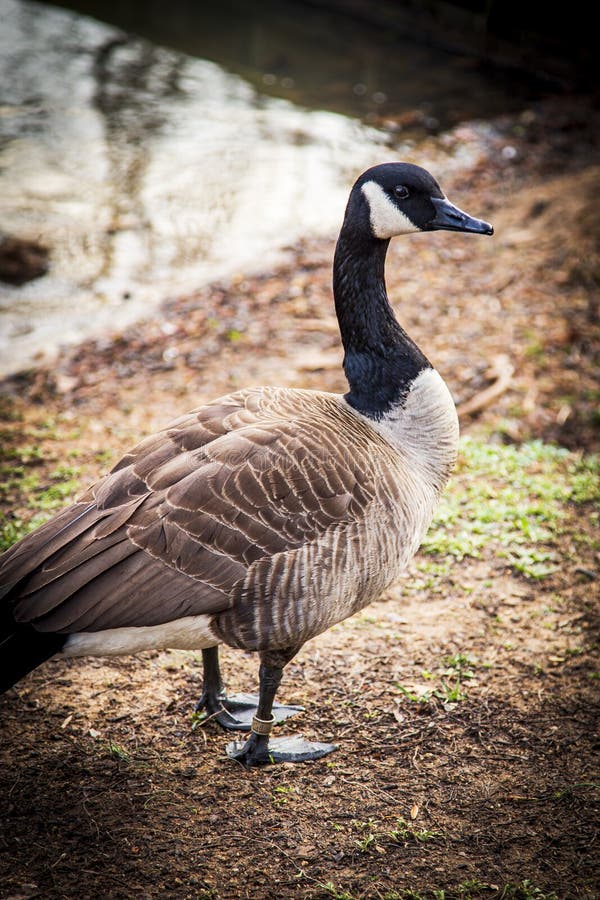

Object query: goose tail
[0,503,95,693]
[0,606,66,693]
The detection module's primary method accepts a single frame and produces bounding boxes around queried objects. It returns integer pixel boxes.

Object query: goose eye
[393,185,409,200]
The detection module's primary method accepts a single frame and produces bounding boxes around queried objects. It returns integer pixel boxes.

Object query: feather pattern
[1,384,454,647]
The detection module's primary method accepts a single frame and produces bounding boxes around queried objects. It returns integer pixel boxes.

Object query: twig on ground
[457,354,514,418]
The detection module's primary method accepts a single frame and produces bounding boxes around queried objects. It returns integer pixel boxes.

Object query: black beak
[429,197,493,235]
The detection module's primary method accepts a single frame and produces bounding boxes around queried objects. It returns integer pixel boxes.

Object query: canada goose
[0,163,492,766]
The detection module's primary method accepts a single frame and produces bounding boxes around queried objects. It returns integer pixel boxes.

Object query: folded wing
[1,388,377,635]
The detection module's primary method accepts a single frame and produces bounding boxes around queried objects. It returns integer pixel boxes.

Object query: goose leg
[195,646,304,731]
[226,655,337,766]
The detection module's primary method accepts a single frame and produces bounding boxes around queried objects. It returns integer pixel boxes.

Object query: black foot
[226,733,337,766]
[195,691,304,732]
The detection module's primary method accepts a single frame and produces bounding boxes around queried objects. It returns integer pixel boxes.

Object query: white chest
[348,368,459,493]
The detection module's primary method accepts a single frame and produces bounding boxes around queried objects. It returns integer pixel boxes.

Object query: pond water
[0,0,541,375]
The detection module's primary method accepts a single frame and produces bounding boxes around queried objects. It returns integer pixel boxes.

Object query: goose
[0,163,492,766]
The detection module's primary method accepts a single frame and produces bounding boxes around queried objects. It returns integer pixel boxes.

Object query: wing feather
[1,387,391,638]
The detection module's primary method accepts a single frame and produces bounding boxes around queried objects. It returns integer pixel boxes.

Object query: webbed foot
[195,691,304,731]
[196,647,304,731]
[226,732,337,766]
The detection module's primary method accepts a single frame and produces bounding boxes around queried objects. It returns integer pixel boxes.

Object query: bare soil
[0,92,599,899]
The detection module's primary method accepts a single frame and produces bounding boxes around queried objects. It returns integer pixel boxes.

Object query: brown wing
[1,388,376,634]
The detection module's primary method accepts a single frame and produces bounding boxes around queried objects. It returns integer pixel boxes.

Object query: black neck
[333,228,430,419]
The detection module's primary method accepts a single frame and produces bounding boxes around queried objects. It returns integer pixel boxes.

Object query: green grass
[108,741,131,762]
[388,816,440,844]
[0,451,83,550]
[422,437,599,579]
[396,652,477,706]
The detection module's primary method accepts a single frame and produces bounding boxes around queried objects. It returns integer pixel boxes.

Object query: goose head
[346,162,493,241]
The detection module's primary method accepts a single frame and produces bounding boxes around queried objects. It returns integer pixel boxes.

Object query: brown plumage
[1,162,493,765]
[4,388,424,644]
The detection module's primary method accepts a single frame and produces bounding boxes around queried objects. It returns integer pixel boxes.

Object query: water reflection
[0,0,540,375]
[0,0,387,374]
[55,0,541,127]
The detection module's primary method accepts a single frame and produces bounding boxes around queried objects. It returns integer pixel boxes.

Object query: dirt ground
[0,92,599,899]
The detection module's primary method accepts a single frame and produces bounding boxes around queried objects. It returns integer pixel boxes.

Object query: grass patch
[396,653,476,706]
[388,816,440,844]
[423,438,599,579]
[0,447,83,550]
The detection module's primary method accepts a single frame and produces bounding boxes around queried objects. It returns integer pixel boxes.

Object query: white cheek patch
[361,181,420,239]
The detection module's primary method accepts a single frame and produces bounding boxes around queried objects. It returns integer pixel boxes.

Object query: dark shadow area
[1,645,598,897]
[52,0,558,130]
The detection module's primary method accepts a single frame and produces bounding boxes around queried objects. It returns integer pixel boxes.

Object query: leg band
[251,715,275,736]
